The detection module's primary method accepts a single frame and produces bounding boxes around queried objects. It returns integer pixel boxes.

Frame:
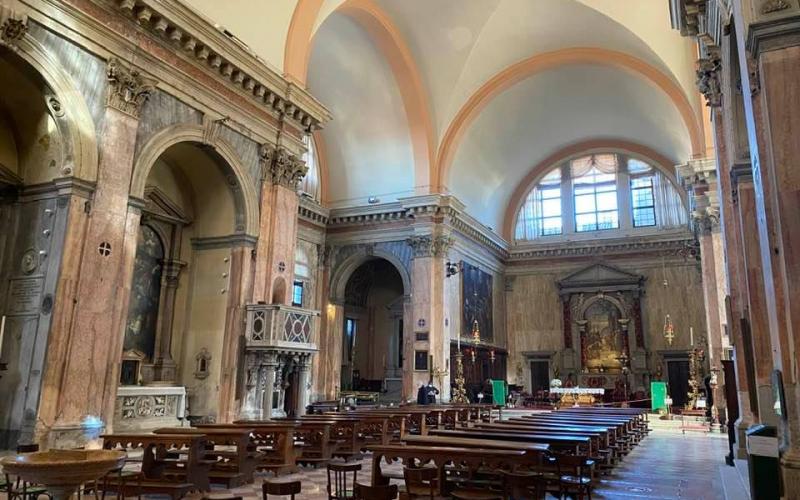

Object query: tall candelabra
[686,344,705,410]
[451,351,469,404]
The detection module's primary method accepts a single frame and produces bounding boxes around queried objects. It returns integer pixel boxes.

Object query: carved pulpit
[557,263,646,393]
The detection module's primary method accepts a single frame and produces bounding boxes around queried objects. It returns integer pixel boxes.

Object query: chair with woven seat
[555,454,593,500]
[501,470,546,500]
[101,465,142,500]
[402,466,439,500]
[354,482,398,500]
[327,462,361,500]
[263,479,301,499]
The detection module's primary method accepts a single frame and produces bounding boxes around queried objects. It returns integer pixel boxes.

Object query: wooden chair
[263,480,301,500]
[501,471,545,500]
[555,454,593,500]
[327,462,361,500]
[402,467,438,500]
[354,482,398,500]
[449,488,502,500]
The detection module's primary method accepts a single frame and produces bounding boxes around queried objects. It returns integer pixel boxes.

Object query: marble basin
[0,449,126,500]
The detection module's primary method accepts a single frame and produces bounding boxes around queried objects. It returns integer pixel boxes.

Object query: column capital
[105,58,156,118]
[407,234,453,258]
[0,3,27,50]
[677,157,721,233]
[258,143,308,189]
[697,56,723,108]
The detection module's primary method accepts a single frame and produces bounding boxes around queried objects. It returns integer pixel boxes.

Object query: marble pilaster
[296,355,312,416]
[253,145,306,305]
[36,59,154,448]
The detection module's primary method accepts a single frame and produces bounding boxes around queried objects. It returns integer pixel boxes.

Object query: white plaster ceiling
[180,0,701,228]
[448,64,691,230]
[307,14,415,207]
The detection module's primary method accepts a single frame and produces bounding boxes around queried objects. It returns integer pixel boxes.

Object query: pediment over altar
[557,263,645,295]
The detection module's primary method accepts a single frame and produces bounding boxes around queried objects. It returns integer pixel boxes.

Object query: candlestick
[457,333,460,351]
[690,327,694,346]
[0,315,5,358]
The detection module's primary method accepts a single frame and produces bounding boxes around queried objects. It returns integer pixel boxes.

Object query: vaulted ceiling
[182,0,704,233]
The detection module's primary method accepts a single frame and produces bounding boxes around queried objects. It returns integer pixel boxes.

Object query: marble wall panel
[133,90,202,161]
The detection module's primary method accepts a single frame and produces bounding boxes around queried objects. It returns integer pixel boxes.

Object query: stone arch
[502,139,690,240]
[329,249,411,304]
[130,123,260,237]
[578,293,628,321]
[6,32,98,182]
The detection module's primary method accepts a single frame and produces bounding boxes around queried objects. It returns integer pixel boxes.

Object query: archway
[340,258,406,400]
[0,47,88,448]
[118,140,247,425]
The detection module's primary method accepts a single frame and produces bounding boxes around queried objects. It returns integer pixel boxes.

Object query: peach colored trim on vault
[312,130,330,205]
[436,47,704,192]
[285,0,435,193]
[501,139,685,240]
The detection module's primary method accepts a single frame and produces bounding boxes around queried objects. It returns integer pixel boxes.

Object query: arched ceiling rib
[447,64,691,231]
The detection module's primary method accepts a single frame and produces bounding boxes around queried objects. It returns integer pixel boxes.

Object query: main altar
[557,264,648,397]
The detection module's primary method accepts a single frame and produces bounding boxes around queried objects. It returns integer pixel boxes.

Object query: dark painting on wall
[461,262,493,342]
[124,225,164,359]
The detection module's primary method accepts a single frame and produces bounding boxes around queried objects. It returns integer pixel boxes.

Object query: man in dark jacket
[416,384,428,405]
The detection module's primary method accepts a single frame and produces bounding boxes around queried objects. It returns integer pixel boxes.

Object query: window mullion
[618,156,633,230]
[561,163,574,234]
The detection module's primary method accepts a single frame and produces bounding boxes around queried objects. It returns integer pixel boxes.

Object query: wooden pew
[404,434,549,453]
[289,420,337,466]
[153,427,255,487]
[198,422,298,475]
[367,445,533,495]
[102,433,211,499]
[431,427,592,455]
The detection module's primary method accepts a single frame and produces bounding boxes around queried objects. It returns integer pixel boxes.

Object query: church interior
[0,0,797,498]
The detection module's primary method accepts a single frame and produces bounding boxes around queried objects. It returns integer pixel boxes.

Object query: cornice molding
[19,176,96,201]
[746,13,800,56]
[298,196,329,228]
[111,0,329,131]
[191,233,257,250]
[509,236,699,262]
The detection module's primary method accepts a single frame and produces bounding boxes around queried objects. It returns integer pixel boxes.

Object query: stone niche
[557,263,647,390]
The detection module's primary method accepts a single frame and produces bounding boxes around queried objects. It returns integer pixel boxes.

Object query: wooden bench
[153,427,256,487]
[102,433,210,499]
[197,422,298,476]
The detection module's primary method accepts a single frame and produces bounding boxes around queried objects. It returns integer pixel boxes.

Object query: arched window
[300,134,321,202]
[515,153,687,241]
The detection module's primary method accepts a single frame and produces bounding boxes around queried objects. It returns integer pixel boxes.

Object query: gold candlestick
[451,351,469,404]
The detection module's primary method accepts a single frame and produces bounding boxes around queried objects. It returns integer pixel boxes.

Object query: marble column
[261,353,278,419]
[152,259,185,383]
[36,59,154,448]
[253,145,306,305]
[296,354,312,416]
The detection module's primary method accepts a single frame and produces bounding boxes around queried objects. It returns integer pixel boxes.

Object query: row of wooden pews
[365,406,650,499]
[97,404,483,498]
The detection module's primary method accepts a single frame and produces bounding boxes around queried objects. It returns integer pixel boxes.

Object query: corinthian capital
[696,57,722,108]
[259,143,308,189]
[407,234,453,258]
[105,58,156,118]
[0,4,28,50]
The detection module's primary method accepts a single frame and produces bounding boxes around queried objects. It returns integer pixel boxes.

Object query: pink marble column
[36,59,154,447]
[253,145,306,305]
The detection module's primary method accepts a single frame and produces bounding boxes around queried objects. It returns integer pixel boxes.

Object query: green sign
[491,379,506,406]
[651,381,667,411]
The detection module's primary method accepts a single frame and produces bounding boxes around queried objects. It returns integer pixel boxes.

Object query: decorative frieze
[259,144,308,189]
[509,237,699,261]
[0,3,27,49]
[105,58,156,118]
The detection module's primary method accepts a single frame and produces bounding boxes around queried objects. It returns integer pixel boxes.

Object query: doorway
[667,359,690,409]
[529,360,550,393]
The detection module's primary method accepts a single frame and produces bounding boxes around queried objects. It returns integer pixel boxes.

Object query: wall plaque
[6,277,44,316]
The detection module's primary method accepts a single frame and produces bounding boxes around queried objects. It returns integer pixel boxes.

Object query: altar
[551,387,605,407]
[113,386,186,432]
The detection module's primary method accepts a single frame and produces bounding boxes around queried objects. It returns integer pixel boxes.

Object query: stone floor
[218,425,729,499]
